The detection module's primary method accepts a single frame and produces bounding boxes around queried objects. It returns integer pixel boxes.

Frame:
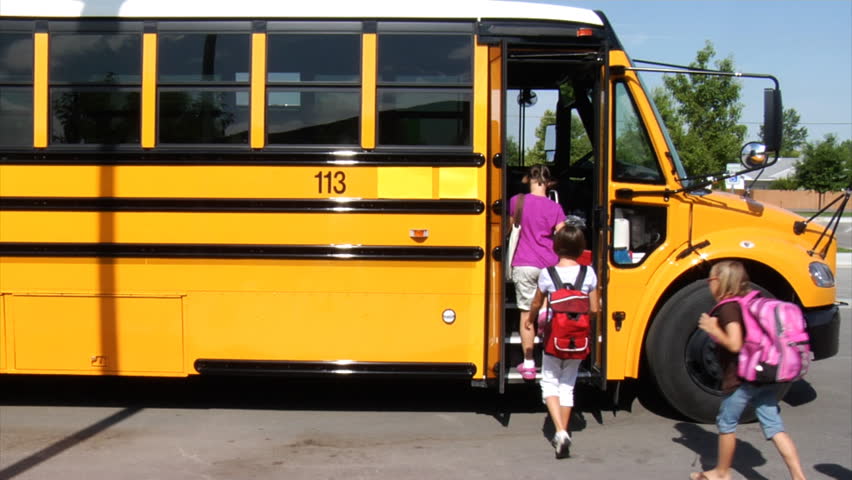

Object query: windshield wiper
[794,187,851,259]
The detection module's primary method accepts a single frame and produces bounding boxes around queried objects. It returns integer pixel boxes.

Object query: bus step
[506,367,595,383]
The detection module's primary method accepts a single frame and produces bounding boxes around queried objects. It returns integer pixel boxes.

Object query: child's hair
[524,164,554,187]
[710,260,751,299]
[553,225,585,258]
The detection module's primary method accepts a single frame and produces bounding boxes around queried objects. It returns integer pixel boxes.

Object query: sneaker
[552,431,572,459]
[516,362,537,380]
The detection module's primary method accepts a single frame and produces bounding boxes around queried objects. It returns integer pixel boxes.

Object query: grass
[839,248,852,253]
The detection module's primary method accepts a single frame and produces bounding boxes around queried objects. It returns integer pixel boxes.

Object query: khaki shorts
[511,266,542,311]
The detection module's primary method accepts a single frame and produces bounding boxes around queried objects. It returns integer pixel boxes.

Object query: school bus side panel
[0,19,492,377]
[1,259,486,376]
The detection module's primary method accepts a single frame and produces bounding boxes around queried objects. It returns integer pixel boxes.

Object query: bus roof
[0,0,604,26]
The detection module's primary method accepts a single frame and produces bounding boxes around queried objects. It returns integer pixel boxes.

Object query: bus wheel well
[738,259,796,302]
[646,257,795,336]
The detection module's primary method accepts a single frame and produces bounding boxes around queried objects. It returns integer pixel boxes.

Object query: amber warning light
[409,229,430,241]
[577,28,594,37]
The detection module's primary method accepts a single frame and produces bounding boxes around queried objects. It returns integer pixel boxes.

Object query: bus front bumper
[804,304,841,360]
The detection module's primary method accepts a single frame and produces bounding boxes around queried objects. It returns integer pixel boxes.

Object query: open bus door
[495,32,609,390]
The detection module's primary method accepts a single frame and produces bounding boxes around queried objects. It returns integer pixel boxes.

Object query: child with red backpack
[692,260,807,480]
[527,225,598,459]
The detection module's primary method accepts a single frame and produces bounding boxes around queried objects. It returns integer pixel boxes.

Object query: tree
[656,41,747,177]
[794,134,851,195]
[769,177,798,190]
[505,136,521,166]
[760,107,809,157]
[568,110,594,165]
[652,86,685,141]
[525,109,556,165]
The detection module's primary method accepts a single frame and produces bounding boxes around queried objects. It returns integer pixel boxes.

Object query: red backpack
[543,266,591,360]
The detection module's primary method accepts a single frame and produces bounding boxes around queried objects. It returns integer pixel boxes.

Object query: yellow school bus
[0,0,841,422]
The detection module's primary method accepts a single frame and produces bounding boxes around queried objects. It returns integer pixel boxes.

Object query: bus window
[377,31,472,147]
[50,30,141,145]
[266,33,360,145]
[0,32,33,146]
[158,31,251,144]
[613,82,663,184]
[612,204,666,266]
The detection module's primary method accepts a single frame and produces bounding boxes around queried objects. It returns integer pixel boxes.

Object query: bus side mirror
[763,88,783,153]
[741,142,768,168]
[544,124,556,163]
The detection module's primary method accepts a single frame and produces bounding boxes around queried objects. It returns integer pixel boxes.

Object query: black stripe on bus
[0,242,484,261]
[0,197,485,215]
[194,359,477,378]
[0,150,485,167]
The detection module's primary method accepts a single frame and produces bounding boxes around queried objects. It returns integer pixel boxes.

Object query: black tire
[645,279,790,423]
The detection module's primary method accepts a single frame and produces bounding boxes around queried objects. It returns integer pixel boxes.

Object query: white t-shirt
[537,264,597,295]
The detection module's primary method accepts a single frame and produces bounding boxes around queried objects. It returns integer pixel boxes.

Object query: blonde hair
[710,260,751,299]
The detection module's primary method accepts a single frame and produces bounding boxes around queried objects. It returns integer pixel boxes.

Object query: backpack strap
[710,289,759,315]
[547,265,587,290]
[546,266,564,290]
[569,265,588,290]
[511,194,525,228]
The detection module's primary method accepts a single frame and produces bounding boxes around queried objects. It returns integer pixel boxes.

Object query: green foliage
[524,109,593,167]
[657,41,747,177]
[760,107,809,157]
[652,86,685,140]
[525,109,556,165]
[769,177,798,190]
[615,118,655,167]
[568,111,594,164]
[512,84,595,168]
[505,136,521,166]
[615,87,656,171]
[794,134,852,193]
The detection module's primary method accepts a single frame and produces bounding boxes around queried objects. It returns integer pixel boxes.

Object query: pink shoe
[516,363,537,380]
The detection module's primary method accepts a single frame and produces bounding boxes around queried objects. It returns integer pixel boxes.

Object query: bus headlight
[809,262,835,287]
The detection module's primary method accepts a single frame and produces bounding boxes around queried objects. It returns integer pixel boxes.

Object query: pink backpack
[712,290,811,383]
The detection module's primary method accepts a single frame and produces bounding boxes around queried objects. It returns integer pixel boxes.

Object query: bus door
[498,36,607,386]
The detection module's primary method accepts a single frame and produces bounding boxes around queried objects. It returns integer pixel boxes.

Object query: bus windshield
[637,72,690,186]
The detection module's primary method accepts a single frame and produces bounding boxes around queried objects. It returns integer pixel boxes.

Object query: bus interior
[504,42,603,244]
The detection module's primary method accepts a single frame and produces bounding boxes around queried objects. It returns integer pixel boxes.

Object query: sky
[519,0,852,144]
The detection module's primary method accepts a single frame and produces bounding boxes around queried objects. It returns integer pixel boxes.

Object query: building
[741,156,798,190]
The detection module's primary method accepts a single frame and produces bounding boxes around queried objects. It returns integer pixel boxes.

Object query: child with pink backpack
[691,260,807,480]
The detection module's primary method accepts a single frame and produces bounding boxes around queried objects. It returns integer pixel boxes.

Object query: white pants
[540,354,582,407]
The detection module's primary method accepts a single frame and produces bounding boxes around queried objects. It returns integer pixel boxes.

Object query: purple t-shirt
[509,193,565,268]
